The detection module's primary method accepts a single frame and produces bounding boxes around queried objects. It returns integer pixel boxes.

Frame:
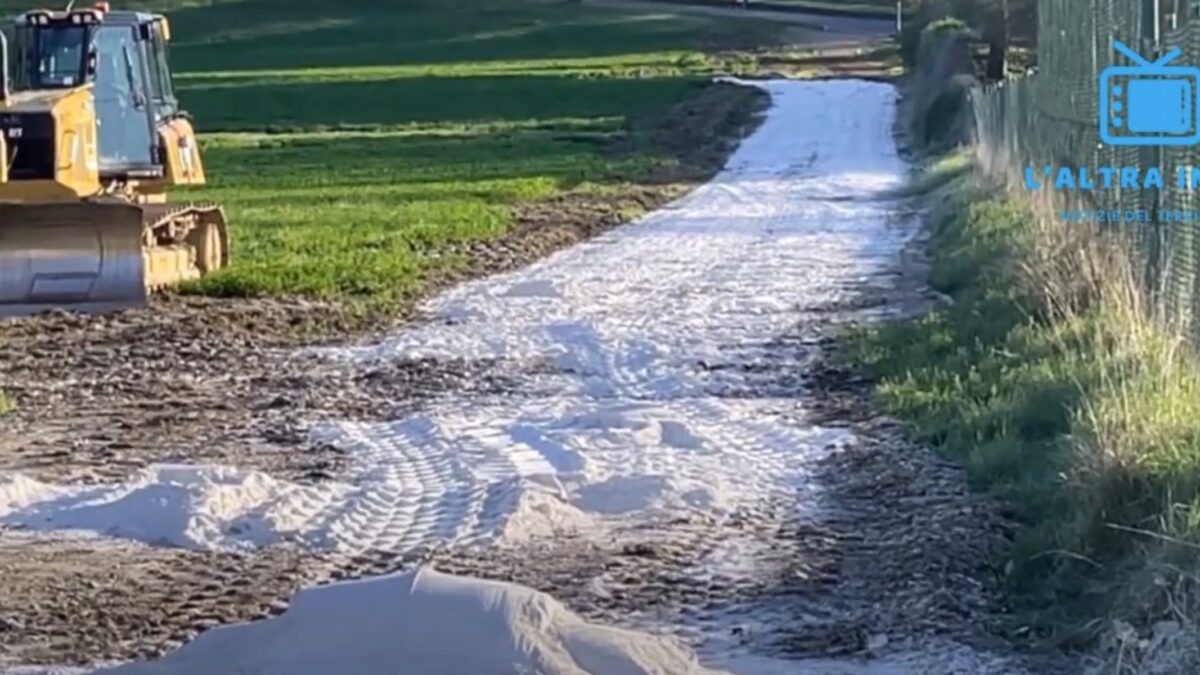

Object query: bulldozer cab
[7,6,177,180]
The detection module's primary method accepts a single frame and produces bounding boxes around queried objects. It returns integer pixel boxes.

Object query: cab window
[92,24,154,169]
[141,33,176,118]
[10,25,87,90]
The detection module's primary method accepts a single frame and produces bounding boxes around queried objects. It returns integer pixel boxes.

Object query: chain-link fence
[972,0,1200,337]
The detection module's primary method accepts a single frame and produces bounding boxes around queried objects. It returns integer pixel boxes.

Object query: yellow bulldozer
[0,3,227,316]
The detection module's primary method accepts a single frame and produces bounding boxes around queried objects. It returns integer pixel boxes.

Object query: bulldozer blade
[0,202,147,317]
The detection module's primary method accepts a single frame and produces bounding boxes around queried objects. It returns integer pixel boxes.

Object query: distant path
[587,0,897,43]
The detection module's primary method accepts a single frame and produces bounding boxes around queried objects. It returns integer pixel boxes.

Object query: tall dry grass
[995,187,1200,671]
[1023,210,1200,673]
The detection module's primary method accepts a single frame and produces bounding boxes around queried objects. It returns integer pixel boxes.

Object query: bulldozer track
[140,202,230,292]
[140,201,224,230]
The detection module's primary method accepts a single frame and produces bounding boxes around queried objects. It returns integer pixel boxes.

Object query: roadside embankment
[845,16,1200,675]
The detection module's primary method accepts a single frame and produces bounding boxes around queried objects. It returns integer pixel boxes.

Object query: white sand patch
[94,568,727,675]
[0,398,845,552]
[0,466,353,549]
[501,278,563,298]
[0,80,897,558]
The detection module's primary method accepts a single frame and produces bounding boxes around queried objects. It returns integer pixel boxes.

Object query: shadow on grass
[181,74,702,131]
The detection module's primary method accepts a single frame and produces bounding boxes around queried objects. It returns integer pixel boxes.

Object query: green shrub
[917,17,971,64]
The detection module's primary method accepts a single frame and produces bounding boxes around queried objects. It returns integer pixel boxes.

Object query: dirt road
[0,79,1056,674]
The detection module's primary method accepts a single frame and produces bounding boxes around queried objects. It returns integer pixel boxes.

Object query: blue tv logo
[1100,41,1200,146]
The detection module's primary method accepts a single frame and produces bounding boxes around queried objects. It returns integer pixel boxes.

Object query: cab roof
[11,8,163,26]
[94,10,163,25]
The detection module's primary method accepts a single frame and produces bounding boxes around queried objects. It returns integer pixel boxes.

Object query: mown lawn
[0,0,782,307]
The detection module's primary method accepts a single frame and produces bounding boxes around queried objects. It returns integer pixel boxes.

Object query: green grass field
[3,0,781,308]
